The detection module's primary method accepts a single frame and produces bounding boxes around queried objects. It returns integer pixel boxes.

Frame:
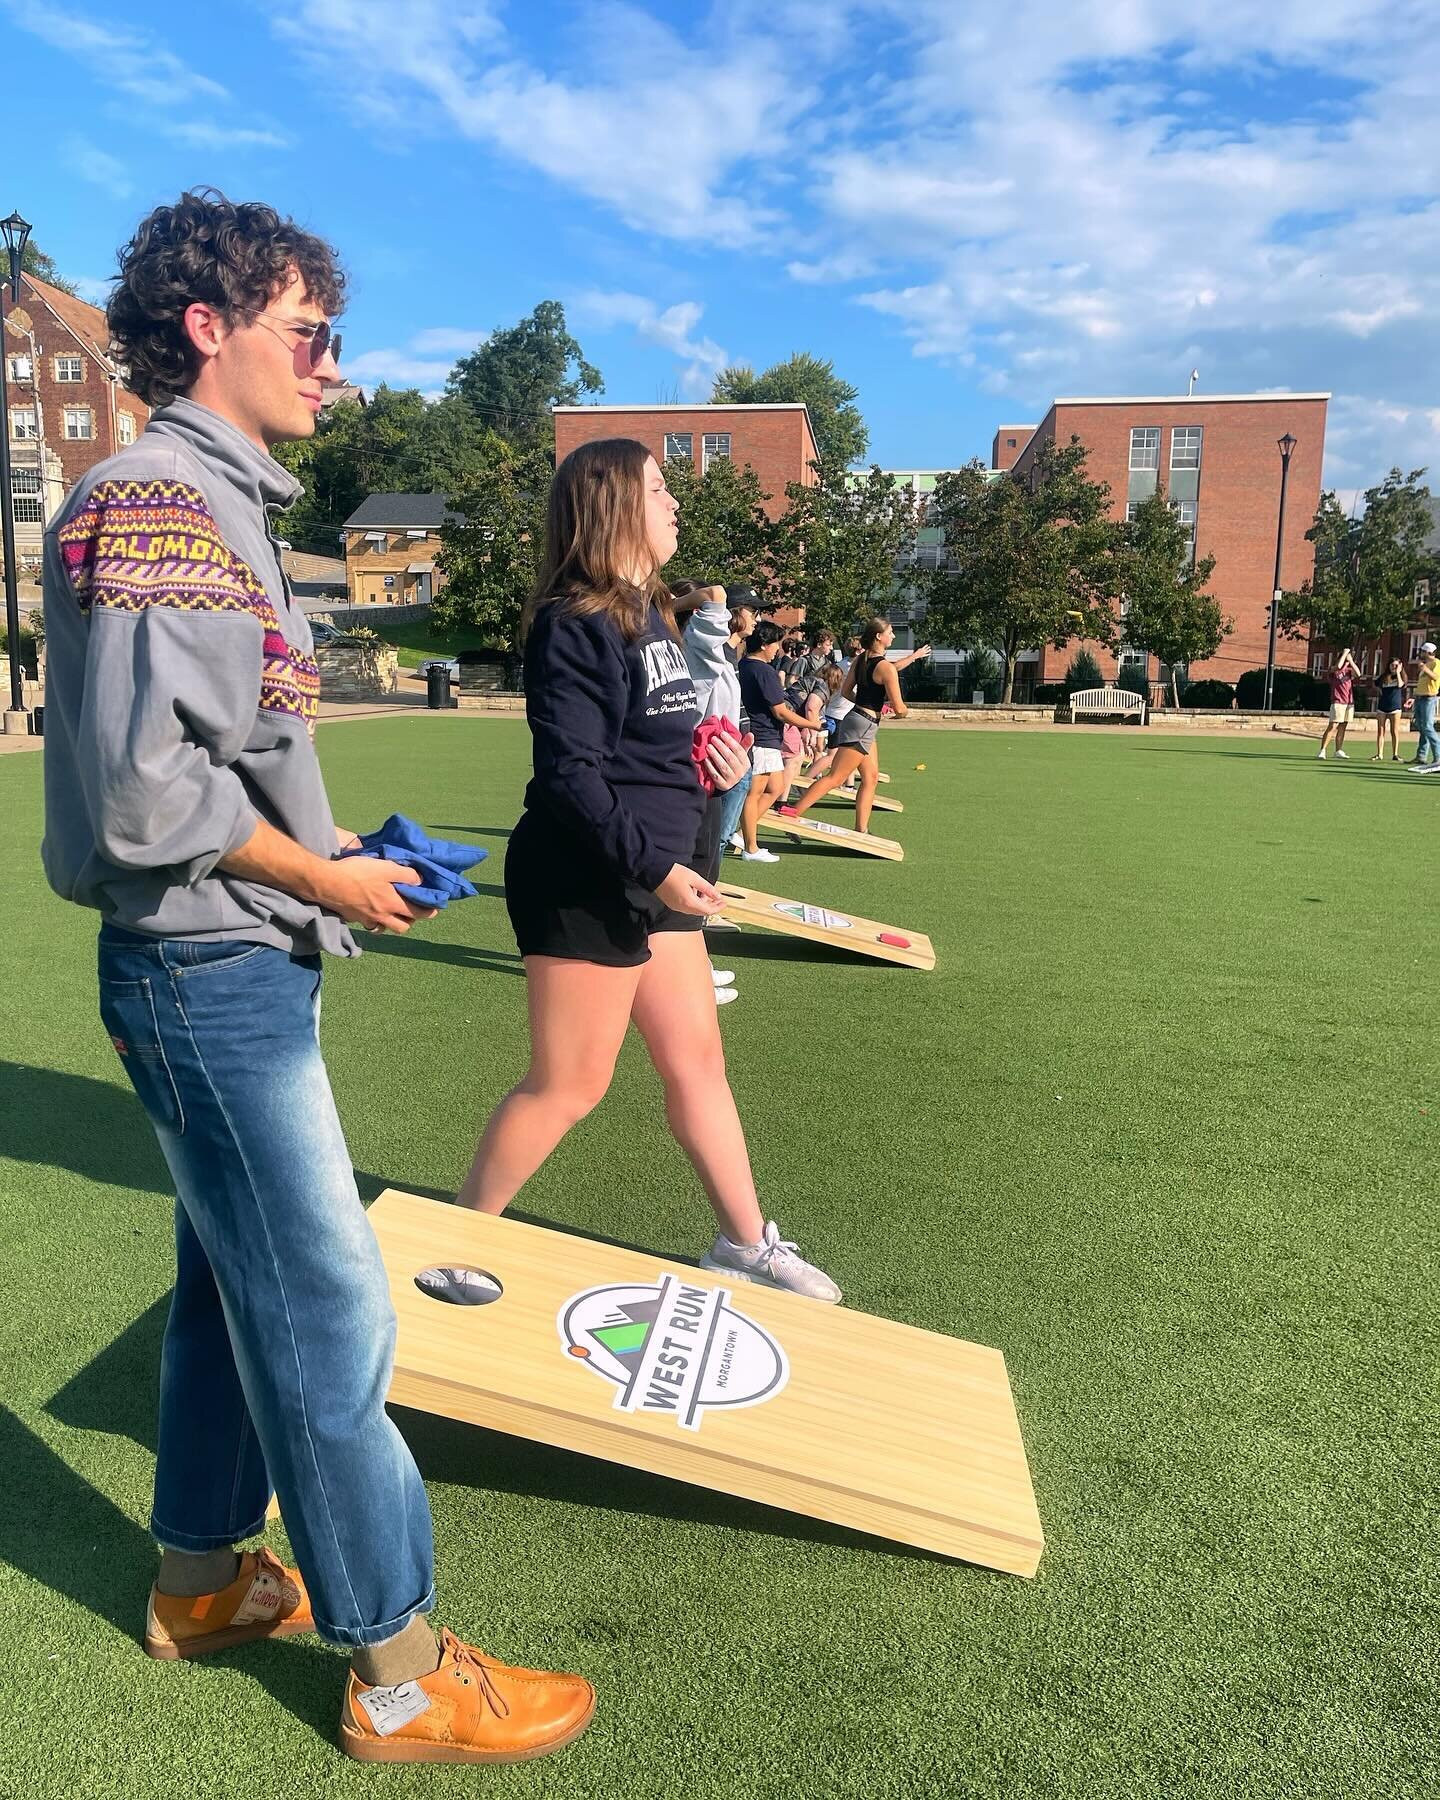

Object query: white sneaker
[728,832,744,851]
[711,968,736,987]
[705,915,740,932]
[741,848,779,863]
[1316,750,1326,760]
[1335,750,1348,759]
[714,985,739,1006]
[699,1221,842,1304]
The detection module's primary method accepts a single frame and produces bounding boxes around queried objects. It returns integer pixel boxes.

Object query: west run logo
[558,1272,789,1431]
[774,902,852,930]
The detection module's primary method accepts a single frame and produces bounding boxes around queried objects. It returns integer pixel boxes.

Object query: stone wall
[316,642,400,701]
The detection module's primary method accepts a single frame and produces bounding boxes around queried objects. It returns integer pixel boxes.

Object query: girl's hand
[656,864,722,916]
[703,730,753,793]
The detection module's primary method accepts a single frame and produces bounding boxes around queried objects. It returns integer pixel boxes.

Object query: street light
[0,208,32,730]
[1263,432,1297,713]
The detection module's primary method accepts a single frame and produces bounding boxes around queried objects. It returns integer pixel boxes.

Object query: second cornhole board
[714,880,935,971]
[792,777,904,814]
[368,1190,1042,1575]
[760,814,904,860]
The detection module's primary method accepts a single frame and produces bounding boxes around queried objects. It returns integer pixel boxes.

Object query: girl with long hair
[1373,657,1406,762]
[780,618,929,834]
[457,439,840,1303]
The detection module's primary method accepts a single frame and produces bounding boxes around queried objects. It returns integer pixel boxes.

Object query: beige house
[341,493,458,607]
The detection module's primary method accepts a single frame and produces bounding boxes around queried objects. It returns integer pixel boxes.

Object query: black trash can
[426,664,453,711]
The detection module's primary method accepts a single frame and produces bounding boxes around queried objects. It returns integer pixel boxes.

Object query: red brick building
[552,404,818,521]
[1002,392,1328,697]
[5,275,149,576]
[991,425,1037,473]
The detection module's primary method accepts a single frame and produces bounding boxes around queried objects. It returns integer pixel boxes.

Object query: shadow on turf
[358,935,525,976]
[0,1406,345,1735]
[430,823,513,839]
[0,1062,171,1193]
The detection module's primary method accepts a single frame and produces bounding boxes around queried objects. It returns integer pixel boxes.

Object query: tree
[19,242,78,298]
[1278,468,1435,649]
[924,441,1122,702]
[447,301,602,447]
[663,453,776,596]
[1117,489,1229,707]
[769,461,920,638]
[433,437,554,650]
[712,353,868,468]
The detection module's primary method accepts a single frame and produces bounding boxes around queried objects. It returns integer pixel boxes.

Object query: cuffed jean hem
[314,1584,438,1650]
[150,1509,270,1554]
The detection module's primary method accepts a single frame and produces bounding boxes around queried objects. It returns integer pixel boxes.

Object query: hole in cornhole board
[415,1266,505,1306]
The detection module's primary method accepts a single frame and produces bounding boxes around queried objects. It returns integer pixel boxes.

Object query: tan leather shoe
[144,1547,314,1660]
[339,1627,595,1765]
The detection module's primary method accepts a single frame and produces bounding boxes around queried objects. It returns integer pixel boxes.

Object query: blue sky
[6,0,1438,501]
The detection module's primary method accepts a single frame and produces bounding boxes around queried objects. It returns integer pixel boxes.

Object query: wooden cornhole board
[760,813,904,861]
[366,1189,1042,1576]
[792,777,904,814]
[714,880,935,971]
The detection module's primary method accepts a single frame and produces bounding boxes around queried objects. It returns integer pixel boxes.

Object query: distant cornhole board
[793,777,903,814]
[715,880,935,971]
[760,815,904,861]
[366,1190,1042,1575]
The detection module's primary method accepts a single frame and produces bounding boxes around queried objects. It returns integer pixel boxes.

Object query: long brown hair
[523,438,676,643]
[859,617,891,651]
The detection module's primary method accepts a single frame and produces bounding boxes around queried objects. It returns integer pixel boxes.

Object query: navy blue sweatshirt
[522,597,703,891]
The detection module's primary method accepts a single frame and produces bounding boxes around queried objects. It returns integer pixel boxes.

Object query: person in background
[673,579,748,1002]
[1372,657,1407,763]
[1316,647,1360,760]
[1408,641,1440,770]
[459,440,840,1307]
[721,590,758,852]
[738,620,823,863]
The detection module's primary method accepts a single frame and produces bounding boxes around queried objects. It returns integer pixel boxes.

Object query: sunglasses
[250,313,342,371]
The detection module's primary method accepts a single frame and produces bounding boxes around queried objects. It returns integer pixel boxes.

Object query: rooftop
[343,493,461,531]
[552,402,813,414]
[1049,392,1331,406]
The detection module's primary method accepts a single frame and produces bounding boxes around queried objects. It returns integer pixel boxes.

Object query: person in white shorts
[1316,647,1361,760]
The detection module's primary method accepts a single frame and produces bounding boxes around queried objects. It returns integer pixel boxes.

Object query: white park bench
[1068,686,1146,724]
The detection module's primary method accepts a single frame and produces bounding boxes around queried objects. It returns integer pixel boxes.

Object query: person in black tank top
[781,616,931,834]
[456,439,842,1305]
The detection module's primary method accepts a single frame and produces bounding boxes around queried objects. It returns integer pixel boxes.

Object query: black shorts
[504,811,703,968]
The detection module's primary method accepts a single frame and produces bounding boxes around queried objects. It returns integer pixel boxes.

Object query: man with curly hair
[41,191,595,1766]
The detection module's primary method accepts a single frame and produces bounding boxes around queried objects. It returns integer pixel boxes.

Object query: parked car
[308,617,345,645]
[414,657,461,682]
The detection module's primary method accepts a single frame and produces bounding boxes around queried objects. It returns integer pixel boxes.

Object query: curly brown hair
[106,188,346,406]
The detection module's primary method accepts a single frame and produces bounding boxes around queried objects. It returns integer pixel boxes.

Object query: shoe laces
[440,1628,511,1719]
[759,1223,802,1270]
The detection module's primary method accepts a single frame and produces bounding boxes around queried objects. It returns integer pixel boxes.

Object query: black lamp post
[1263,432,1297,713]
[0,209,32,726]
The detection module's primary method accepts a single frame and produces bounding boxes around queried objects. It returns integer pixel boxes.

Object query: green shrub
[1179,678,1235,709]
[0,620,41,677]
[900,666,946,702]
[1033,681,1066,705]
[1063,648,1106,697]
[953,646,1001,703]
[1116,665,1150,699]
[1234,666,1330,710]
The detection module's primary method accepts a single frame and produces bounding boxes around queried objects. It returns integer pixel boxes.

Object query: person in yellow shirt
[1409,642,1440,770]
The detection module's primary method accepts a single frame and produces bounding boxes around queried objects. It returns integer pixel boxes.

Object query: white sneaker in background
[699,1221,842,1303]
[1335,749,1348,759]
[728,832,744,851]
[705,915,741,932]
[714,985,739,1006]
[1316,750,1326,760]
[741,848,780,863]
[711,968,736,987]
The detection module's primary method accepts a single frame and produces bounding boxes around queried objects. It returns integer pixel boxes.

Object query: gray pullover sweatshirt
[41,398,356,956]
[682,599,743,727]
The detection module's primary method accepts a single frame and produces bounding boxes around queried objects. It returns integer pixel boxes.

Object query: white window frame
[702,432,731,473]
[1409,631,1425,659]
[1129,427,1160,471]
[1171,426,1203,470]
[7,354,32,383]
[664,432,693,462]
[63,406,94,440]
[54,355,84,383]
[10,407,38,440]
[1125,500,1141,522]
[117,411,136,445]
[11,466,43,525]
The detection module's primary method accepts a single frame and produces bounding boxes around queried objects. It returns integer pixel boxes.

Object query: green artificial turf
[1,721,1434,1800]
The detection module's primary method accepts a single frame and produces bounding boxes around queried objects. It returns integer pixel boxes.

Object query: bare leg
[629,932,765,1245]
[457,955,640,1213]
[1389,714,1401,758]
[1336,720,1348,753]
[746,771,786,844]
[788,747,865,817]
[852,746,880,833]
[1317,722,1334,754]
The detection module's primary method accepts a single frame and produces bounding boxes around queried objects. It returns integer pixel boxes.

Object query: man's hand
[317,858,437,933]
[703,730,753,793]
[335,826,363,852]
[656,863,722,917]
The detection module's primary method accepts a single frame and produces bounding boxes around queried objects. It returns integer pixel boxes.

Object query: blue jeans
[96,927,435,1648]
[718,765,752,845]
[1414,694,1439,763]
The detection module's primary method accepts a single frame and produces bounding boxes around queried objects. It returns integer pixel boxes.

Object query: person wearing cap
[1408,641,1440,769]
[1315,647,1360,760]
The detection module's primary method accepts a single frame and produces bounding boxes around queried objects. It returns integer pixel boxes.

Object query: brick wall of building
[990,426,1035,471]
[1010,395,1328,692]
[553,405,818,521]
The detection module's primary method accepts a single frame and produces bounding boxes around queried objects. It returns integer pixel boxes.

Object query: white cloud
[410,328,489,355]
[62,137,134,201]
[342,347,455,392]
[573,291,730,397]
